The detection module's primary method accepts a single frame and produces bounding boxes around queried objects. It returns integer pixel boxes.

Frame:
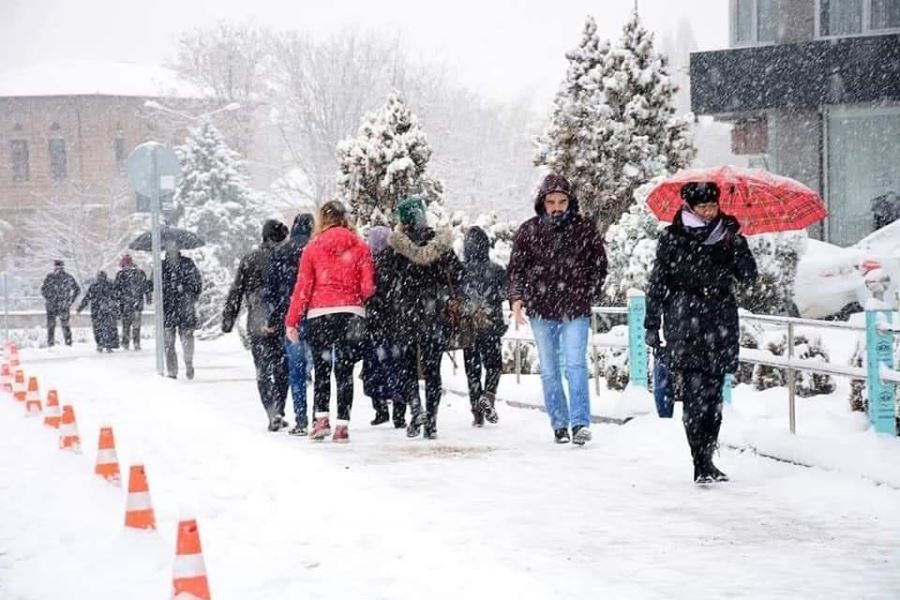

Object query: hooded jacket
[266,213,315,330]
[378,225,463,346]
[461,227,507,338]
[507,182,607,320]
[284,226,375,328]
[77,272,118,317]
[645,210,758,375]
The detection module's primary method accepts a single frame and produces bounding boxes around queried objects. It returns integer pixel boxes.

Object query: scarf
[681,206,727,246]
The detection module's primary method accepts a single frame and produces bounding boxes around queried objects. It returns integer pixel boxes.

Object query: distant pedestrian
[161,247,202,379]
[285,201,375,443]
[507,174,607,445]
[461,226,507,427]
[76,271,119,352]
[266,212,316,436]
[113,254,151,350]
[223,219,291,432]
[40,259,80,347]
[645,181,757,484]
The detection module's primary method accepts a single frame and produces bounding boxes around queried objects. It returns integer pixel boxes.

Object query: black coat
[645,211,758,376]
[265,214,314,330]
[160,255,202,329]
[41,270,80,313]
[223,239,282,337]
[379,226,463,347]
[77,275,119,318]
[114,266,151,312]
[365,250,395,344]
[461,227,507,339]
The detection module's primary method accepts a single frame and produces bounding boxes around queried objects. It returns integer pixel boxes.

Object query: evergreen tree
[336,92,443,228]
[173,120,267,334]
[536,13,694,231]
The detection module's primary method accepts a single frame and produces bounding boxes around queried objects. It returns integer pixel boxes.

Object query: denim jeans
[530,317,591,430]
[284,336,312,425]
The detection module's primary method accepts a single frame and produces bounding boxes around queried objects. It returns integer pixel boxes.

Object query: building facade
[690,0,900,245]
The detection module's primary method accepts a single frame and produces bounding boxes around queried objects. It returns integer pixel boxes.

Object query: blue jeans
[531,317,591,430]
[284,336,312,425]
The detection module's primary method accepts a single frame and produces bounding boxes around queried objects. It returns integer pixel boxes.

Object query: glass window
[827,106,900,244]
[735,0,755,43]
[871,0,900,29]
[821,0,864,35]
[49,138,67,181]
[757,0,777,41]
[10,140,29,182]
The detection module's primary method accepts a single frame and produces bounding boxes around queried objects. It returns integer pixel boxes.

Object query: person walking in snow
[362,225,405,429]
[160,247,202,379]
[644,182,757,484]
[223,219,291,432]
[266,212,316,436]
[461,226,507,427]
[76,271,119,352]
[379,196,463,439]
[40,259,80,347]
[284,201,375,443]
[114,254,151,350]
[507,174,607,445]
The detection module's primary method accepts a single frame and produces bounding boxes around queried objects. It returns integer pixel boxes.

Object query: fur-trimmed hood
[387,226,454,266]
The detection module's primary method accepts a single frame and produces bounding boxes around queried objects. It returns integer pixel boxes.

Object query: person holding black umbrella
[161,246,202,379]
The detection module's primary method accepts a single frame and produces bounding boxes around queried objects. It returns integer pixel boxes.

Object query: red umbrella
[646,165,828,235]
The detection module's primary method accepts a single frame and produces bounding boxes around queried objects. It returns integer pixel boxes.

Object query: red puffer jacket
[284,226,375,327]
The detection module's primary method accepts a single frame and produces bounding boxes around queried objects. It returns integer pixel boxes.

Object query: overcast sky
[0,0,726,108]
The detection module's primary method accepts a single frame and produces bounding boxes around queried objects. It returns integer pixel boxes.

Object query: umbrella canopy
[129,226,205,252]
[646,165,828,235]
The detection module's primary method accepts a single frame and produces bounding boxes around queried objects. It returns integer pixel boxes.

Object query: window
[49,138,67,181]
[10,140,29,182]
[819,0,900,36]
[114,137,126,174]
[733,0,777,45]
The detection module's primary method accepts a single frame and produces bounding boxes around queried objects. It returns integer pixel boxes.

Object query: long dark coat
[222,239,282,337]
[160,255,202,329]
[41,270,80,313]
[77,274,119,349]
[461,227,507,339]
[645,211,758,376]
[265,214,314,332]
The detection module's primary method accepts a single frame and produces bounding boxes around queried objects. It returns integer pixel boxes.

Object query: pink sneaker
[309,413,331,440]
[332,421,349,444]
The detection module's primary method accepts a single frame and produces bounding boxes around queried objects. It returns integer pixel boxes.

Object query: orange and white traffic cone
[172,518,211,600]
[124,464,156,530]
[94,426,121,485]
[58,405,82,452]
[12,369,26,403]
[0,363,11,395]
[24,376,42,415]
[8,347,19,368]
[43,390,61,428]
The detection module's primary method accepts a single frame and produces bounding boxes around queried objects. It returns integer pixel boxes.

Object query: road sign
[126,142,181,199]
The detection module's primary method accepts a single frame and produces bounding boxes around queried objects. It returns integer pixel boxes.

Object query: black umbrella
[129,226,205,251]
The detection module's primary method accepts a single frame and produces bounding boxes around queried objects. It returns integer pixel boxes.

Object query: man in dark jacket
[645,182,757,484]
[266,212,314,435]
[380,196,463,439]
[224,219,290,431]
[461,226,507,427]
[40,260,80,346]
[508,174,607,445]
[114,254,151,350]
[76,271,119,352]
[161,248,202,379]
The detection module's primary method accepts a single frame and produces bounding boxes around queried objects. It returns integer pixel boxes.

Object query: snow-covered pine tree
[173,120,267,334]
[335,92,443,229]
[536,13,694,231]
[736,232,806,315]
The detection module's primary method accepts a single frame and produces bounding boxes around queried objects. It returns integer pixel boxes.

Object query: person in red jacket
[285,200,375,443]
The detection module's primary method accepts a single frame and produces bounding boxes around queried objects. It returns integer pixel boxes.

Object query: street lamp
[143,100,241,122]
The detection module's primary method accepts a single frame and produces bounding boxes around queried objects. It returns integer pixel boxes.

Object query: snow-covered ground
[2,336,899,599]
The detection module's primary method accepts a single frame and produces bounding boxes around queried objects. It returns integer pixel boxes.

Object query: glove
[645,329,661,350]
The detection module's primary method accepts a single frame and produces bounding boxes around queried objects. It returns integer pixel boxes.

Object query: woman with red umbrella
[644,182,758,485]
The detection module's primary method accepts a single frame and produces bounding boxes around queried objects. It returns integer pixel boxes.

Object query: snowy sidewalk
[1,337,899,599]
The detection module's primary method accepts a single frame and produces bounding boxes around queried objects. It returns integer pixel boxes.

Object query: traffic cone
[12,369,26,403]
[58,405,82,452]
[24,376,42,415]
[0,363,11,395]
[43,390,61,428]
[8,347,19,368]
[94,426,121,485]
[124,464,156,530]
[171,518,211,599]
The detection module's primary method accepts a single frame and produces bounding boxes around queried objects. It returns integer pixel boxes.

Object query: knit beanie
[395,196,426,227]
[680,182,720,208]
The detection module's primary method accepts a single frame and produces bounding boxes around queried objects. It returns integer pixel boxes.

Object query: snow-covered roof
[0,60,205,99]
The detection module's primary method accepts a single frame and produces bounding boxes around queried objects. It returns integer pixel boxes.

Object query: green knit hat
[395,196,426,226]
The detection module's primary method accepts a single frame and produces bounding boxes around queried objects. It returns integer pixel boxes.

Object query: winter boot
[423,412,438,440]
[554,428,570,444]
[370,401,390,426]
[571,425,592,446]
[333,420,350,443]
[406,402,423,438]
[288,422,308,436]
[480,392,499,424]
[392,401,407,429]
[309,413,331,440]
[472,410,485,428]
[267,415,288,432]
[185,363,195,380]
[703,445,729,482]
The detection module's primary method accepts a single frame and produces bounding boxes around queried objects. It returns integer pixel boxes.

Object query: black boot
[370,400,390,426]
[392,401,407,429]
[554,428,570,444]
[406,401,423,438]
[703,445,729,482]
[480,392,499,424]
[472,410,484,428]
[423,405,438,439]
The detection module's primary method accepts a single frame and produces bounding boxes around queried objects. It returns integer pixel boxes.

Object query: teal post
[722,374,733,404]
[865,308,897,435]
[627,290,648,388]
